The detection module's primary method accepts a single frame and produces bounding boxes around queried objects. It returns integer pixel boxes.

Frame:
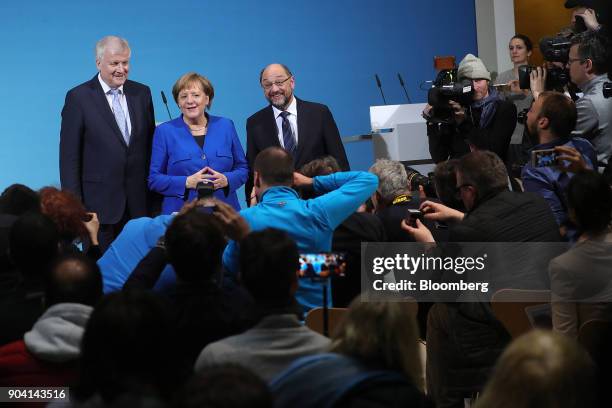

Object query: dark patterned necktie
[280,111,296,154]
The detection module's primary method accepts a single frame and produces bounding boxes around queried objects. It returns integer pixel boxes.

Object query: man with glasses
[568,30,612,168]
[401,150,560,408]
[245,63,349,206]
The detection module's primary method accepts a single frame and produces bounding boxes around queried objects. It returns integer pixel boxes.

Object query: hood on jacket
[24,302,93,363]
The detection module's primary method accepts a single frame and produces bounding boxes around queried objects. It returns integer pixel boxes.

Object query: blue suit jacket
[60,75,156,224]
[149,115,248,213]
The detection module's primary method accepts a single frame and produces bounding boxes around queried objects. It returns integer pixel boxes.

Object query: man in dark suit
[245,63,349,206]
[60,36,155,251]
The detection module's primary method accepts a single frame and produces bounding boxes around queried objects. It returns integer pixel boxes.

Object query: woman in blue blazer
[149,72,248,214]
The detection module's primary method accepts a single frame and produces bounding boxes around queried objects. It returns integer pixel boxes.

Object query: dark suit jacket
[60,75,155,224]
[245,98,349,205]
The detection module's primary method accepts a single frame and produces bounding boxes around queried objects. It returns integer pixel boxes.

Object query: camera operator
[566,30,612,169]
[426,54,517,164]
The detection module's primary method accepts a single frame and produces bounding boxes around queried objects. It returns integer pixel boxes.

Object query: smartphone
[299,252,347,281]
[518,65,533,90]
[531,149,558,168]
[405,209,424,227]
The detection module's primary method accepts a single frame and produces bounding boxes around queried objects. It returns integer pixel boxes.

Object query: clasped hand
[186,167,228,190]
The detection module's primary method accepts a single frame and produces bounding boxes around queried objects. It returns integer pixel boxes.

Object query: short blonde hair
[172,72,214,109]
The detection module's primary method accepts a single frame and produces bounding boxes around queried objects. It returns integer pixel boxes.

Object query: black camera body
[426,69,474,124]
[517,65,570,91]
[540,36,572,63]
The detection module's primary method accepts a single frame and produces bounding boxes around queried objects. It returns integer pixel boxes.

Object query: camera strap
[391,194,412,205]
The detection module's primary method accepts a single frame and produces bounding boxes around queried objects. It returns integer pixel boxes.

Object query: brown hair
[458,151,508,200]
[298,156,341,178]
[537,91,577,139]
[172,72,214,109]
[39,187,88,242]
[254,147,294,186]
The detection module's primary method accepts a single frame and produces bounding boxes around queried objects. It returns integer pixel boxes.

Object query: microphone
[374,74,387,105]
[397,73,412,104]
[161,91,173,120]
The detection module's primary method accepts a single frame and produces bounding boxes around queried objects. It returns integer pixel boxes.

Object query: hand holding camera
[448,100,466,125]
[400,216,435,243]
[529,66,547,100]
[83,212,100,246]
[420,200,465,223]
[554,145,589,173]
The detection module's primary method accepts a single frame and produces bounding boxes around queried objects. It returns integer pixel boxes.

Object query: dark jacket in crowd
[123,247,256,367]
[428,99,517,163]
[377,196,450,243]
[428,190,561,407]
[271,353,428,408]
[0,276,45,347]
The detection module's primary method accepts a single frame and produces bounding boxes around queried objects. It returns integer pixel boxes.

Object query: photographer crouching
[425,54,517,164]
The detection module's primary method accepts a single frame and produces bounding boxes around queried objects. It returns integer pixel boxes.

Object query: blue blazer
[149,115,248,214]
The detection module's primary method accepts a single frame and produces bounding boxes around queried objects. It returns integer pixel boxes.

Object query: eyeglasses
[261,76,292,90]
[454,183,473,199]
[566,58,586,66]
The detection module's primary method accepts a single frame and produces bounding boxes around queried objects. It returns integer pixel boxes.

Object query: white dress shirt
[272,96,298,148]
[98,74,132,136]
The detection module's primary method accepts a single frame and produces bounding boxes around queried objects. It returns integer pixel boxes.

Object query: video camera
[427,69,474,124]
[516,36,572,91]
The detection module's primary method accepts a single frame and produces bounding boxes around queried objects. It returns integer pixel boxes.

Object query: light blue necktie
[109,88,129,145]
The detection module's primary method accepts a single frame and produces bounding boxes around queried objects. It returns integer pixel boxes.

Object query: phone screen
[531,149,558,168]
[299,252,347,280]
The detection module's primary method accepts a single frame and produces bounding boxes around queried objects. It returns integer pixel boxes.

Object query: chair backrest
[491,289,551,338]
[305,307,348,337]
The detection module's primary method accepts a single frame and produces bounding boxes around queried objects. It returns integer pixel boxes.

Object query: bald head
[45,254,103,308]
